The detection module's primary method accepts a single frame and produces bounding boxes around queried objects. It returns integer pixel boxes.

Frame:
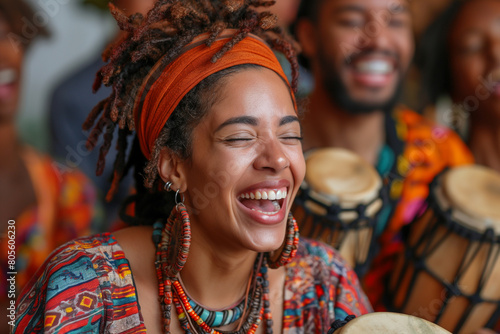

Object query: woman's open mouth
[238,188,287,215]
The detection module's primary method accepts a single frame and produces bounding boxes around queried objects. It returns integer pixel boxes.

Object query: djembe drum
[293,148,388,276]
[389,165,500,333]
[331,313,451,333]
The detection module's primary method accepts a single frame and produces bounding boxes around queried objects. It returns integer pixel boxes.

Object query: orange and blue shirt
[365,108,474,309]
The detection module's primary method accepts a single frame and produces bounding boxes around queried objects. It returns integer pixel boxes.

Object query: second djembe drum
[389,165,500,333]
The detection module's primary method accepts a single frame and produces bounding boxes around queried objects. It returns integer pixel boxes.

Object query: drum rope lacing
[294,182,390,278]
[387,173,500,332]
[326,315,356,334]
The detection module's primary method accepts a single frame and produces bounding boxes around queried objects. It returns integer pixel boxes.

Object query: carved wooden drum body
[389,165,500,333]
[293,148,387,275]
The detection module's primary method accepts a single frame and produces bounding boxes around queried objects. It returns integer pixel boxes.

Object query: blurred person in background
[397,0,451,115]
[49,0,156,228]
[409,0,452,39]
[0,0,102,331]
[256,0,313,98]
[293,0,473,309]
[418,0,500,174]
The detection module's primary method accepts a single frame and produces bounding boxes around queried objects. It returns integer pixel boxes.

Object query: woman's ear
[158,148,187,192]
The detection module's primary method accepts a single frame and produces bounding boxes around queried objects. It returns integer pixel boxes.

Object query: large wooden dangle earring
[266,213,299,269]
[154,188,191,334]
[168,190,191,276]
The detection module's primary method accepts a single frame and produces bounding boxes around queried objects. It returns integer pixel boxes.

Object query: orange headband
[134,34,294,160]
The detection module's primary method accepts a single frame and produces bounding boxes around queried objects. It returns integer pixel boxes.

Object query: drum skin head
[442,165,500,232]
[305,148,381,205]
[336,313,451,333]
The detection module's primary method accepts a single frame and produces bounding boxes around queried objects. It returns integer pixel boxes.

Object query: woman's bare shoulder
[113,226,156,261]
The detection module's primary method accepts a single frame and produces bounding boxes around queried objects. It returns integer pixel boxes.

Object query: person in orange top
[293,0,473,310]
[0,1,102,331]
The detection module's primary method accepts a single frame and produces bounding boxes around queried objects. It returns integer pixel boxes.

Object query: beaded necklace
[153,205,274,334]
[172,273,264,334]
[186,290,247,327]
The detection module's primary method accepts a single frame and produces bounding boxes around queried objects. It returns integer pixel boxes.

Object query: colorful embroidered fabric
[13,234,372,333]
[0,148,102,302]
[363,108,474,309]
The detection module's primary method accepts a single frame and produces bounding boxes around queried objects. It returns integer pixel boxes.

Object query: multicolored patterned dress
[0,148,102,303]
[13,234,372,333]
[364,108,474,309]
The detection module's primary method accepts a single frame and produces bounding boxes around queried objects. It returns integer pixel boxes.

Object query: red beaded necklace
[153,204,274,334]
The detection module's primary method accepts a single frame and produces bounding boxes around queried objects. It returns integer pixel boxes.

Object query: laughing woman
[13,1,371,333]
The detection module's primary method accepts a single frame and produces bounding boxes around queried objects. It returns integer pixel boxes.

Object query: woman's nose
[253,138,289,173]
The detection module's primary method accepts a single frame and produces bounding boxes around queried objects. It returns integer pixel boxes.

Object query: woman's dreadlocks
[83,0,300,224]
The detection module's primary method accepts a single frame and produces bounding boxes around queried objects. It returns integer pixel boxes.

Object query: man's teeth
[355,60,393,75]
[239,189,287,200]
[0,69,17,85]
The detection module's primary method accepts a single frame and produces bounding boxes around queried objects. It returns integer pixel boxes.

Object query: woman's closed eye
[279,133,303,144]
[225,137,254,142]
[457,34,485,55]
[280,135,303,141]
[220,134,256,147]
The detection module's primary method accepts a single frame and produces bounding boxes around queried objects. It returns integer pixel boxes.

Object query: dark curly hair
[84,0,300,225]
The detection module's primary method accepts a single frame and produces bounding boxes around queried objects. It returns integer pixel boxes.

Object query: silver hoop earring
[175,189,185,207]
[164,181,173,192]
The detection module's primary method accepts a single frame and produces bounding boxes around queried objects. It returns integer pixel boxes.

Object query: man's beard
[318,51,404,115]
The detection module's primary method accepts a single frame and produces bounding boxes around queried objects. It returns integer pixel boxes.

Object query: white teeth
[276,190,282,199]
[268,190,276,200]
[239,188,288,201]
[356,60,392,74]
[0,69,17,85]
